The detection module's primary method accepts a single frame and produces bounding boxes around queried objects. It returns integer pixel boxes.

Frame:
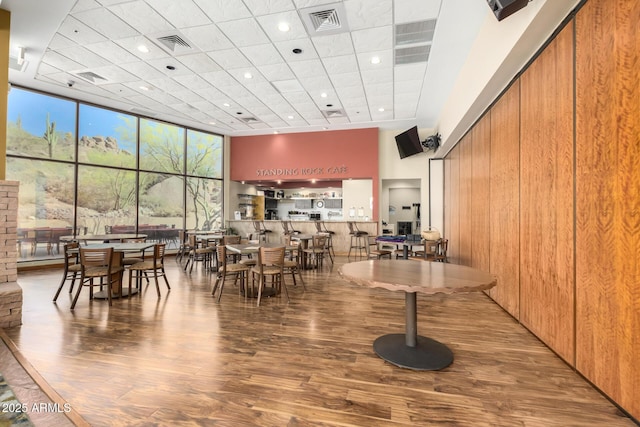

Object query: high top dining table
[339,260,497,370]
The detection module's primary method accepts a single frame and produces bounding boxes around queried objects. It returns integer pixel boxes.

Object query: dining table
[225,243,295,299]
[339,259,497,371]
[376,235,425,259]
[60,233,148,244]
[70,242,156,299]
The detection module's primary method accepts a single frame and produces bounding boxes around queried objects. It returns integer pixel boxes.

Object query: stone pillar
[0,180,22,328]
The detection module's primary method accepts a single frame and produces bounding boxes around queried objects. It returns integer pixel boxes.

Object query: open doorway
[381,179,421,236]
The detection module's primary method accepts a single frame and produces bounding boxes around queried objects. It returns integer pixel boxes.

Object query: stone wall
[0,180,22,328]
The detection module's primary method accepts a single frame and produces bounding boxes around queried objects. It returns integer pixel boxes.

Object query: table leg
[372,291,453,371]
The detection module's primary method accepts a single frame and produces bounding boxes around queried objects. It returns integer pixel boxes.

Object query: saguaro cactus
[43,113,58,158]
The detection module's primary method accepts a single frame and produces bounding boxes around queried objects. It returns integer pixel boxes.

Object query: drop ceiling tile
[200,70,238,88]
[356,49,393,70]
[118,61,166,80]
[40,51,85,71]
[48,34,77,51]
[273,38,318,62]
[344,108,371,121]
[344,0,392,31]
[271,79,304,93]
[394,62,427,81]
[327,117,350,125]
[257,63,295,81]
[227,67,267,85]
[292,0,334,8]
[394,0,441,24]
[207,49,252,69]
[100,83,141,98]
[241,44,285,67]
[329,72,362,88]
[108,1,173,34]
[361,68,392,85]
[217,18,270,48]
[340,96,366,108]
[146,77,188,92]
[180,25,234,52]
[256,11,307,42]
[114,36,171,60]
[145,58,194,76]
[146,0,211,28]
[79,64,139,84]
[364,82,393,99]
[244,0,295,15]
[219,84,253,100]
[247,82,281,98]
[172,74,214,90]
[322,54,358,75]
[84,40,141,65]
[395,79,423,95]
[57,16,108,45]
[289,59,327,79]
[335,85,365,99]
[55,45,113,68]
[96,0,131,6]
[351,26,393,53]
[36,62,62,76]
[282,91,313,104]
[307,118,329,126]
[312,33,355,57]
[298,75,332,93]
[72,0,102,13]
[71,7,138,39]
[176,53,222,73]
[192,0,252,23]
[171,90,206,103]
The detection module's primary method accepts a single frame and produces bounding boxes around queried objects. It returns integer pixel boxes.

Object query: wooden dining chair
[251,246,288,306]
[303,234,329,269]
[128,243,171,297]
[211,244,250,302]
[53,241,81,302]
[410,239,440,261]
[366,236,392,259]
[184,234,213,273]
[282,235,306,290]
[71,247,123,309]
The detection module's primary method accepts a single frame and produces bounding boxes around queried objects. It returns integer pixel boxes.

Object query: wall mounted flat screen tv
[395,126,423,159]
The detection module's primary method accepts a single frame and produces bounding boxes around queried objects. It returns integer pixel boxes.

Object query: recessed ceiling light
[292,48,303,54]
[223,103,230,107]
[166,65,176,70]
[378,107,385,112]
[278,22,290,32]
[321,92,327,98]
[139,86,149,91]
[137,45,149,53]
[287,115,294,119]
[209,121,216,125]
[244,72,252,79]
[371,56,381,64]
[274,131,279,134]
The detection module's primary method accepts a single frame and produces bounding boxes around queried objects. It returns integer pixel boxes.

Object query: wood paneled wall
[519,24,575,364]
[488,82,521,318]
[458,135,473,266]
[443,0,639,420]
[575,0,640,418]
[470,114,491,272]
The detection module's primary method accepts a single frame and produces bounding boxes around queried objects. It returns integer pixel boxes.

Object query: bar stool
[347,221,368,259]
[315,221,335,262]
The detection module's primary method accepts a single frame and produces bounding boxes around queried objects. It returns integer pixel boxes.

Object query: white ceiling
[4,0,492,137]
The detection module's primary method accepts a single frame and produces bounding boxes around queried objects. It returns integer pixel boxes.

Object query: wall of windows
[6,86,223,262]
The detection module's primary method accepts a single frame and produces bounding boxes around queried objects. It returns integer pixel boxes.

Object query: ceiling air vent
[74,70,108,84]
[322,109,344,118]
[394,19,436,66]
[151,31,196,56]
[301,3,349,36]
[239,117,261,124]
[395,45,431,65]
[395,20,436,46]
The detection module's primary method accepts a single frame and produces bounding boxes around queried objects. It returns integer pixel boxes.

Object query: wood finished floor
[6,256,635,427]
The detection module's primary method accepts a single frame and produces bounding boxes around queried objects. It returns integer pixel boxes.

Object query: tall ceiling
[4,0,489,137]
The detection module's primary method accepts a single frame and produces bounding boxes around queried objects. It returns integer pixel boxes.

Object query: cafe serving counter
[226,220,378,256]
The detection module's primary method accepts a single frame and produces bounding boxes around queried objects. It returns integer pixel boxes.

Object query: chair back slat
[259,246,285,266]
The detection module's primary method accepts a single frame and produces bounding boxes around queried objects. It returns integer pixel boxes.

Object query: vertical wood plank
[447,145,460,265]
[489,81,521,318]
[458,135,473,266]
[471,114,491,272]
[575,0,640,419]
[519,23,575,365]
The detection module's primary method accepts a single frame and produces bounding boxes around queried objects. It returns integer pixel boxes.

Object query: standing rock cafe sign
[255,165,348,178]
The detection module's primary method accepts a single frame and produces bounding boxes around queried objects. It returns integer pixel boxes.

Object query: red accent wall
[230,128,379,219]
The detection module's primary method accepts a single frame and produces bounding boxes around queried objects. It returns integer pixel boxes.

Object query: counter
[226,220,378,256]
